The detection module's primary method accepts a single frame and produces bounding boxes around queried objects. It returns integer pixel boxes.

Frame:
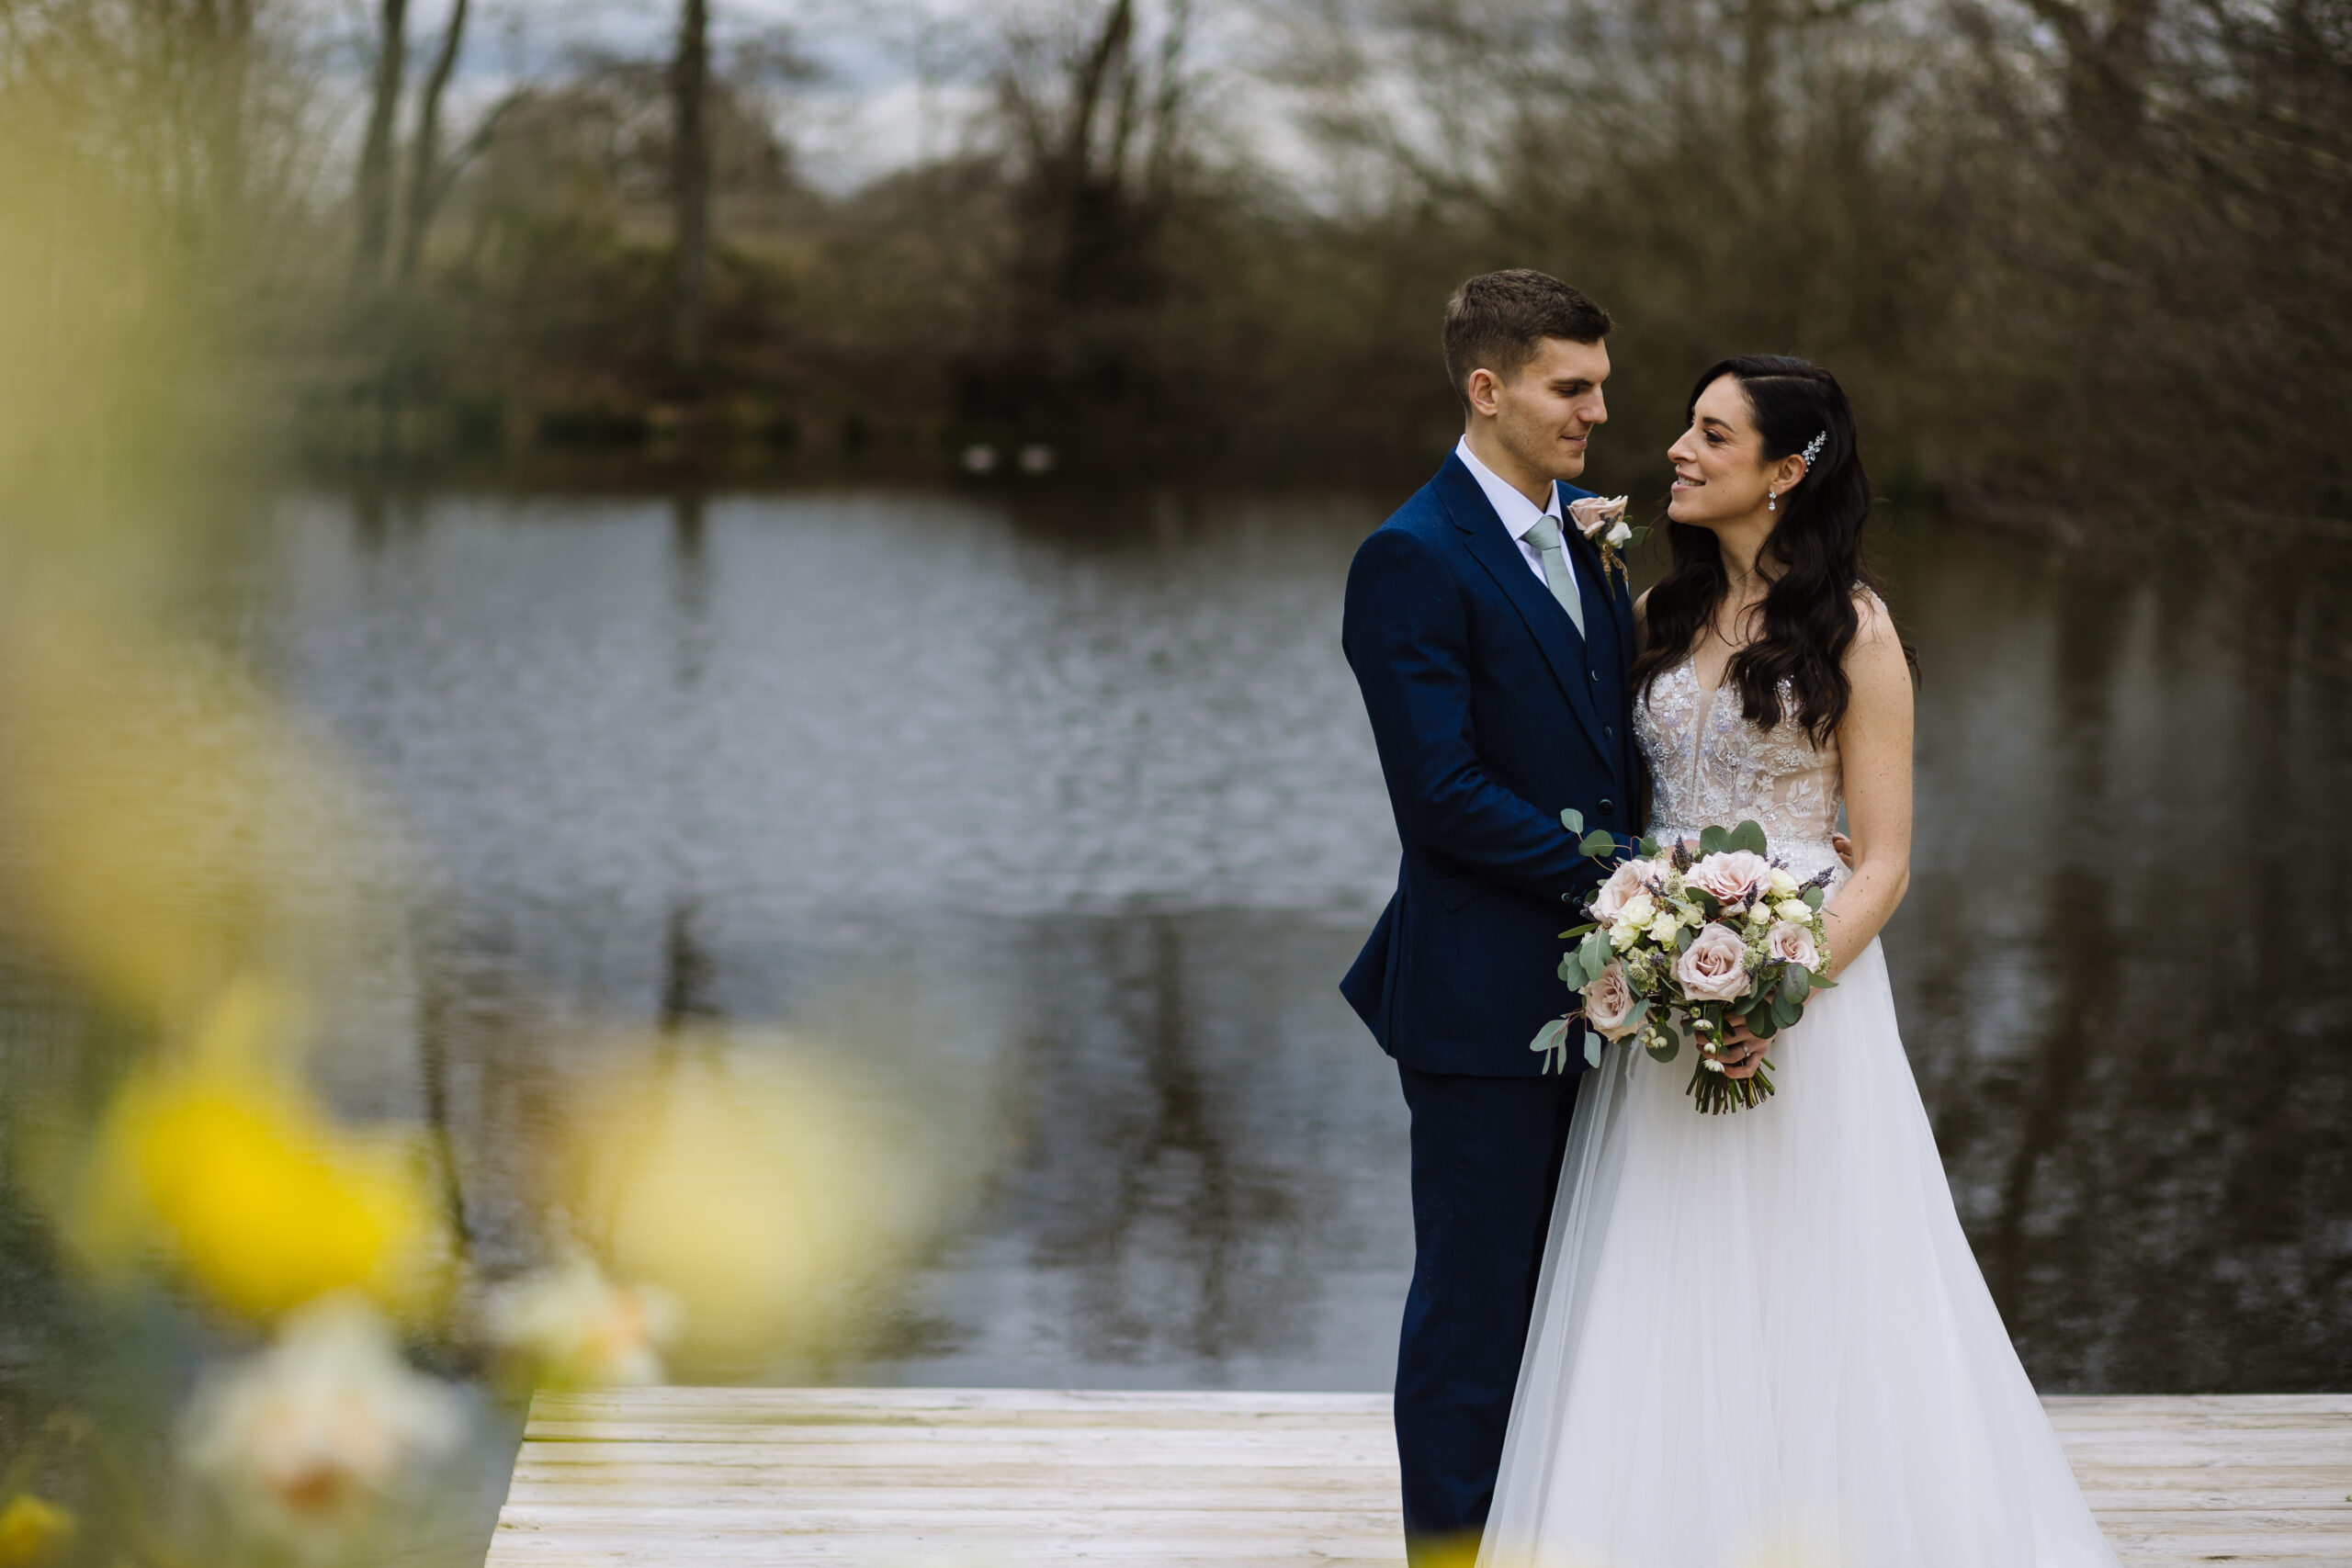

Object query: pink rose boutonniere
[1566,495,1646,586]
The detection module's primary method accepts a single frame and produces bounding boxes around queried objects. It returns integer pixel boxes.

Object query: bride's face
[1666,376,1775,528]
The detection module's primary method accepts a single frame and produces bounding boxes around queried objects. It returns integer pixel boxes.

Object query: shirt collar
[1454,435,1562,543]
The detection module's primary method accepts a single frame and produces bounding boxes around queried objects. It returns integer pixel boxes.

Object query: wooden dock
[485,1387,2352,1566]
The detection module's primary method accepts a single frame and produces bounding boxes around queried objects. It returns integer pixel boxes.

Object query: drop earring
[1767,491,1777,512]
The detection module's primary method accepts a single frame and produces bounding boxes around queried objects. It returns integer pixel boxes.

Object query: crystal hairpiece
[1801,432,1827,468]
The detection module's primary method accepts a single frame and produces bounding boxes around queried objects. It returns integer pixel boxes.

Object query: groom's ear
[1464,366,1507,420]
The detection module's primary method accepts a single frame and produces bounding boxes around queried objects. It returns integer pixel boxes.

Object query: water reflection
[6,485,2348,1401]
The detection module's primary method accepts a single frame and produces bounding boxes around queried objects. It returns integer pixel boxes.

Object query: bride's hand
[1716,1015,1770,1079]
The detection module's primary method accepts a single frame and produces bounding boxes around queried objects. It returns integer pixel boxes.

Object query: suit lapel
[1438,457,1608,755]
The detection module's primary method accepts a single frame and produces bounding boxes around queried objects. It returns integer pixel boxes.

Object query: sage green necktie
[1522,515,1586,637]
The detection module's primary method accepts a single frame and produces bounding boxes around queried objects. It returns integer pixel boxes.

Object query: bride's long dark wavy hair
[1630,355,1907,742]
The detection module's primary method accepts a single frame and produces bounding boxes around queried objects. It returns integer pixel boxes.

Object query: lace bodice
[1634,660,1846,885]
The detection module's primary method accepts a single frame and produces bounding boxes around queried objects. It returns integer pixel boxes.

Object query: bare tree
[672,0,712,374]
[996,0,1193,328]
[352,0,408,289]
[2012,0,2162,136]
[395,0,469,280]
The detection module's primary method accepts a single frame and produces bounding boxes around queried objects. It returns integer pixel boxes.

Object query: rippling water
[8,483,2349,1412]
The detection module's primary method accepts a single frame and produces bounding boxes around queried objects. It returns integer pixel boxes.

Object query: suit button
[1599,798,1615,814]
[1604,726,1615,739]
[1561,892,1575,904]
[1589,671,1600,682]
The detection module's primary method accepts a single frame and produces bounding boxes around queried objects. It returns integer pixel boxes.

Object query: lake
[4,481,2346,1437]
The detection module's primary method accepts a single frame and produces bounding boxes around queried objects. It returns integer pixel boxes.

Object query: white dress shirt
[1454,435,1577,597]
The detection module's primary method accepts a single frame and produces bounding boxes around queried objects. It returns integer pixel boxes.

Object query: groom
[1340,269,1639,1561]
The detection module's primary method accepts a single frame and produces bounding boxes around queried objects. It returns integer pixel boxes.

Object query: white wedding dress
[1478,655,2119,1568]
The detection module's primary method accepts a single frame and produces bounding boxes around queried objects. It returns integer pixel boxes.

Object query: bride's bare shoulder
[1850,586,1897,646]
[1843,588,1912,700]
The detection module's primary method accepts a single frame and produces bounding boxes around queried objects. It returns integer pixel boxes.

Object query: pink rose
[1580,961,1639,1040]
[1591,858,1654,922]
[1673,921,1754,1004]
[1765,919,1820,973]
[1566,495,1629,542]
[1690,850,1771,912]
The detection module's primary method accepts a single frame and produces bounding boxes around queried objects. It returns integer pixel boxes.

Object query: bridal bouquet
[1531,818,1836,1114]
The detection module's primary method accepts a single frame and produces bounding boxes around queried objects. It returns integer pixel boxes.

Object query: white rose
[1768,867,1801,897]
[1592,859,1654,922]
[1605,519,1633,546]
[1645,912,1683,947]
[1775,899,1813,924]
[1672,921,1754,1004]
[1744,901,1773,927]
[1580,961,1640,1040]
[1765,920,1820,973]
[1616,892,1656,931]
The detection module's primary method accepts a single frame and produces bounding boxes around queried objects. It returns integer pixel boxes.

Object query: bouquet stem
[1687,1057,1775,1114]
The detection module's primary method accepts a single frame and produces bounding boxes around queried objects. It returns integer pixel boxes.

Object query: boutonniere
[1567,495,1646,586]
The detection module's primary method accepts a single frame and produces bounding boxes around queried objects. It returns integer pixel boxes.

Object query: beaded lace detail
[1635,660,1845,885]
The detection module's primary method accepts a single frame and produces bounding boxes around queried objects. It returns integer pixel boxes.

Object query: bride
[1477,356,2119,1568]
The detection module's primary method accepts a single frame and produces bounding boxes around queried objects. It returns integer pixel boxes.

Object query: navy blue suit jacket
[1340,453,1641,1077]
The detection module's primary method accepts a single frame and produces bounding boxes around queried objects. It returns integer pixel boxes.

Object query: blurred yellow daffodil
[560,1032,941,1371]
[0,595,390,1033]
[67,984,444,1321]
[0,1495,74,1567]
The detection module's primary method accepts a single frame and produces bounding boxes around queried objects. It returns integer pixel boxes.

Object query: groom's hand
[1717,1014,1768,1079]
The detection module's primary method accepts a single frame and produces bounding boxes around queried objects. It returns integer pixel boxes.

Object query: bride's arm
[1819,596,1914,974]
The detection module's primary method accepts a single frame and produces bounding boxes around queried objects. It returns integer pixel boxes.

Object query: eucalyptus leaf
[1636,837,1660,859]
[1731,819,1769,856]
[1580,931,1614,974]
[1626,525,1650,547]
[1783,965,1812,1003]
[1558,955,1580,985]
[1675,924,1696,952]
[1625,998,1652,1032]
[1583,1030,1604,1069]
[1750,1010,1781,1040]
[1802,886,1825,910]
[1771,992,1799,1029]
[1645,1034,1680,1064]
[1699,825,1730,856]
[1578,829,1618,859]
[1559,922,1599,940]
[1560,807,1585,836]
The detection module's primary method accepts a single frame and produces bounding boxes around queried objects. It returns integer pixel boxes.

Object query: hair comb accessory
[1801,432,1827,468]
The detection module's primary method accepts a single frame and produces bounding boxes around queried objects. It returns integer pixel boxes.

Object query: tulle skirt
[1478,940,2120,1568]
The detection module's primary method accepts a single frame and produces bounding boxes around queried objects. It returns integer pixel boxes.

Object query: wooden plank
[487,1390,2352,1568]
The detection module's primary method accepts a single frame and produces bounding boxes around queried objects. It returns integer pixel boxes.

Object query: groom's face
[1489,336,1611,482]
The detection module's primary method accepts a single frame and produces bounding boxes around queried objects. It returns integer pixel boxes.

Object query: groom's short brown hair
[1444,270,1612,410]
